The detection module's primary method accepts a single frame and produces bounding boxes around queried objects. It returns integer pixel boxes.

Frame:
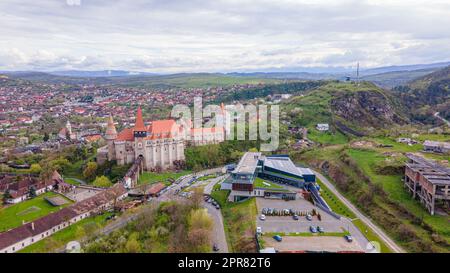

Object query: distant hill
[392,66,450,123]
[284,81,408,136]
[360,68,440,89]
[2,71,281,88]
[361,61,450,75]
[49,70,157,78]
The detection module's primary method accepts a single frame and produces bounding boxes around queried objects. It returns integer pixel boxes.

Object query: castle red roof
[133,106,146,132]
[116,128,134,141]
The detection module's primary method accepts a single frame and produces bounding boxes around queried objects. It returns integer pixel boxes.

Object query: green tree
[125,233,141,253]
[83,162,98,181]
[92,175,112,188]
[30,163,42,174]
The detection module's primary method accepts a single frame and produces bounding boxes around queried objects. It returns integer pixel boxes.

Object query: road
[204,202,229,253]
[313,171,406,253]
[434,112,450,127]
[203,174,228,195]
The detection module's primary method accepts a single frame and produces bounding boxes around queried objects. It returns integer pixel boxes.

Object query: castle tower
[105,114,117,161]
[133,107,147,161]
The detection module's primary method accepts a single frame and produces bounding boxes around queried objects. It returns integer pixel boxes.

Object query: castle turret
[105,114,117,161]
[133,106,147,138]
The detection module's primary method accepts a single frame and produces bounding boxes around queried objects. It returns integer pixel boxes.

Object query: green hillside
[283,81,408,142]
[392,66,450,123]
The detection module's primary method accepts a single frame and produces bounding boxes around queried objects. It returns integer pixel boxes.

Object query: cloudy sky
[0,0,449,73]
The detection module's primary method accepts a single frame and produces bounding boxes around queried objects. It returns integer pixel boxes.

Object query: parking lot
[256,197,371,252]
[263,235,364,253]
[256,198,345,233]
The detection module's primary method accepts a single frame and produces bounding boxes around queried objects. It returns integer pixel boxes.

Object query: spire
[133,106,146,132]
[105,114,117,140]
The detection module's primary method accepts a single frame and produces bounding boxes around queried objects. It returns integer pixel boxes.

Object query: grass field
[138,170,191,186]
[0,192,72,232]
[63,177,83,185]
[308,129,349,145]
[254,177,284,190]
[19,212,114,253]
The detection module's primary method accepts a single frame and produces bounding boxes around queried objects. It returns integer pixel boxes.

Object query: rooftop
[406,153,450,186]
[233,152,261,175]
[262,155,303,177]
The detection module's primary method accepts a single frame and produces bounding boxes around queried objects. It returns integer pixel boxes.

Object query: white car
[256,227,262,234]
[260,214,266,221]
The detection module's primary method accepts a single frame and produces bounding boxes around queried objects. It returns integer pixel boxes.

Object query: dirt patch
[350,140,376,148]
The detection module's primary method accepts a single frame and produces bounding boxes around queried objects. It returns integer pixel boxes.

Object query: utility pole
[356,62,360,86]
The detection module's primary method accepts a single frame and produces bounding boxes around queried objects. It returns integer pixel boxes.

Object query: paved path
[204,202,229,253]
[204,174,228,195]
[434,112,450,127]
[313,170,406,253]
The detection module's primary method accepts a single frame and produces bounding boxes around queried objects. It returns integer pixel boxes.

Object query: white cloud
[0,0,449,72]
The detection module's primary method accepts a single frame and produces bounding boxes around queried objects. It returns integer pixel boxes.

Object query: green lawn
[19,212,114,253]
[308,128,349,145]
[64,177,83,185]
[254,177,284,190]
[0,192,72,232]
[138,170,192,186]
[196,174,218,181]
[316,178,356,219]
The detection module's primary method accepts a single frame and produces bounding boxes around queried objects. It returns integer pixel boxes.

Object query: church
[97,106,226,171]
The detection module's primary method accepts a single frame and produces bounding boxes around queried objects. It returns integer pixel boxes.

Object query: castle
[97,106,226,170]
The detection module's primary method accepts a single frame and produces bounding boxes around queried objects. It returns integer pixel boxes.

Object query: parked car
[293,214,299,220]
[273,235,282,242]
[344,235,353,242]
[213,243,219,252]
[260,214,266,221]
[309,226,318,233]
[215,204,220,210]
[256,227,262,234]
[317,226,324,233]
[262,208,268,215]
[306,214,312,221]
[283,209,290,215]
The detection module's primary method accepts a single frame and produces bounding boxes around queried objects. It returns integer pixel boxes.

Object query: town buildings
[0,183,127,253]
[0,171,63,204]
[404,153,450,215]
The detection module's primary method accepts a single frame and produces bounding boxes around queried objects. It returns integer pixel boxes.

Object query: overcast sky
[0,0,449,73]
